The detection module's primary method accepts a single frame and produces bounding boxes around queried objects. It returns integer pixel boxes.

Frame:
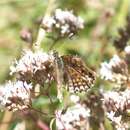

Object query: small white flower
[14,121,26,130]
[61,24,69,35]
[124,45,130,54]
[107,111,122,124]
[42,16,56,32]
[100,62,113,81]
[70,95,80,103]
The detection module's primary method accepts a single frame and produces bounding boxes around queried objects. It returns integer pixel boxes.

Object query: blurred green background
[0,0,129,130]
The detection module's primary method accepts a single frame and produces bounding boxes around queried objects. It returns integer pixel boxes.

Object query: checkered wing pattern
[61,55,96,93]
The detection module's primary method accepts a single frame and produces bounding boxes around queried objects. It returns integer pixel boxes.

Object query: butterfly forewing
[61,55,96,93]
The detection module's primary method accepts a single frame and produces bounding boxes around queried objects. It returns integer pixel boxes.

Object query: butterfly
[52,51,96,93]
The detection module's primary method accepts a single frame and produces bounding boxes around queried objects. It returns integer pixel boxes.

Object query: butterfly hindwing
[61,55,96,93]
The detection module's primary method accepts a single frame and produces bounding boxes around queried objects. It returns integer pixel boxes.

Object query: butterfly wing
[61,55,96,93]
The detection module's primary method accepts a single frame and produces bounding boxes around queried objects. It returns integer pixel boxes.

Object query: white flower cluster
[100,55,128,84]
[10,50,54,84]
[10,50,51,74]
[0,81,32,111]
[107,111,128,130]
[103,89,130,130]
[103,89,130,112]
[42,9,84,37]
[56,103,90,130]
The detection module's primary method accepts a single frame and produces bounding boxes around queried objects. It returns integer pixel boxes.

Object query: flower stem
[33,0,57,50]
